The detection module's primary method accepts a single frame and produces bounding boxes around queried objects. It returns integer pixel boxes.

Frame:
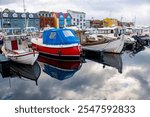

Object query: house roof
[64,13,72,18]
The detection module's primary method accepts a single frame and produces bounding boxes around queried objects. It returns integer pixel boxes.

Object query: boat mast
[0,8,3,29]
[23,0,26,29]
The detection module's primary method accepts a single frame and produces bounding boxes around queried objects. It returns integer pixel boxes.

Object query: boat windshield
[63,30,75,37]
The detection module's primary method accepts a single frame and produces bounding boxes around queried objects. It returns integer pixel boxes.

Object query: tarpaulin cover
[43,28,80,45]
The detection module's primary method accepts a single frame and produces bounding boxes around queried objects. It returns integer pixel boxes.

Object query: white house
[67,10,86,29]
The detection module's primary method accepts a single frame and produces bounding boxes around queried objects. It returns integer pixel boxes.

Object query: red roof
[64,13,72,18]
[55,12,60,18]
[51,12,72,18]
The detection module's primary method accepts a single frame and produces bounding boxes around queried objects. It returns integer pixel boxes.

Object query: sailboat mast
[0,8,3,29]
[23,0,26,29]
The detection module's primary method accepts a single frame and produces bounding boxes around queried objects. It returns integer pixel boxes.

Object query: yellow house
[102,18,119,27]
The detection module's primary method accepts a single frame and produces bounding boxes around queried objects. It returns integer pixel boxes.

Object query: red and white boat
[31,28,81,59]
[1,34,39,65]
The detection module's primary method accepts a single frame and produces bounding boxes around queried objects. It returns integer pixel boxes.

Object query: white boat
[82,35,124,53]
[1,34,39,65]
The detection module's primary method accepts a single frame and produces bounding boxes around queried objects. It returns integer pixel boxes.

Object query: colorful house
[102,18,119,27]
[50,12,72,28]
[64,13,72,26]
[0,9,40,30]
[50,12,59,28]
[38,11,72,29]
[58,12,65,28]
[67,10,86,29]
[91,20,103,28]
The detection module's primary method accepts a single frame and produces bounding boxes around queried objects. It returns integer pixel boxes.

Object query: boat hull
[7,52,39,65]
[31,38,81,59]
[82,38,124,53]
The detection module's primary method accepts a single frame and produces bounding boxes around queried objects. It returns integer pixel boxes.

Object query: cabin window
[63,30,74,37]
[111,30,114,33]
[49,32,56,39]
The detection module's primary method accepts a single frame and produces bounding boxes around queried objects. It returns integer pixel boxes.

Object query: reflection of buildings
[83,50,122,73]
[38,55,82,80]
[0,9,40,30]
[0,62,41,85]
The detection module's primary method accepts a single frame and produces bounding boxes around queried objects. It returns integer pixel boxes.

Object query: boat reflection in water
[83,50,123,73]
[1,61,41,85]
[38,55,82,80]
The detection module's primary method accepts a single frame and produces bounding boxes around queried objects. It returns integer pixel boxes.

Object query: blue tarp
[43,28,80,45]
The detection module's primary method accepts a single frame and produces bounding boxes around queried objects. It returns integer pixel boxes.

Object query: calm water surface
[0,46,150,100]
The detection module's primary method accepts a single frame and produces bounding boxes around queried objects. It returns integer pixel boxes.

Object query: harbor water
[0,45,150,100]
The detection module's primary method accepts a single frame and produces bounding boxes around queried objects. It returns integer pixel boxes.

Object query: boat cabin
[4,35,28,51]
[85,28,98,34]
[97,27,122,37]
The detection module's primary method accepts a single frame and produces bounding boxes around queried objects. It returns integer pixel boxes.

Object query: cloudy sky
[0,0,150,25]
